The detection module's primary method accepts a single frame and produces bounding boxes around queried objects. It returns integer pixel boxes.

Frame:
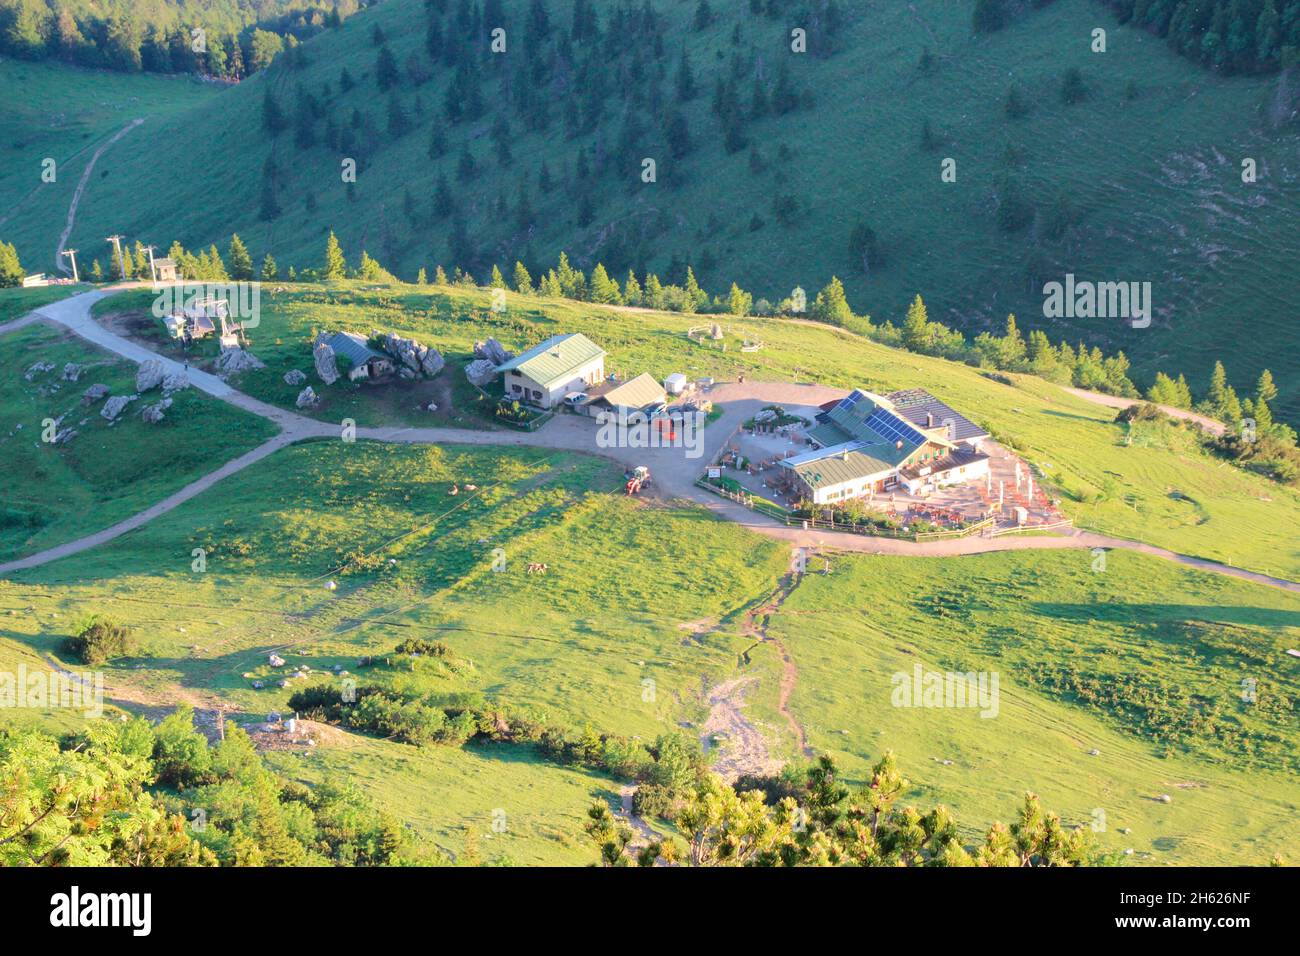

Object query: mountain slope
[7,0,1300,418]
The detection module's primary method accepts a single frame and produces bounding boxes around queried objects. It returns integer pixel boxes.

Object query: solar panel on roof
[865,407,926,446]
[840,389,866,410]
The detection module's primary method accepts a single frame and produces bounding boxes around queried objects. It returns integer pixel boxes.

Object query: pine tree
[287,265,297,281]
[90,259,104,282]
[512,261,533,295]
[416,267,428,285]
[683,266,707,311]
[1175,374,1194,408]
[644,273,665,309]
[902,295,931,351]
[0,241,24,287]
[322,231,347,279]
[376,44,399,91]
[623,270,643,306]
[727,282,753,316]
[1205,360,1229,416]
[260,254,278,281]
[810,277,852,326]
[434,265,448,285]
[589,263,621,304]
[1256,369,1278,404]
[489,264,507,289]
[228,234,254,280]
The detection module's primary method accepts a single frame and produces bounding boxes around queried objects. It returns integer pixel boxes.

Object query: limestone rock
[162,371,190,393]
[24,361,55,381]
[82,383,110,404]
[62,363,84,382]
[101,395,136,421]
[284,369,307,386]
[295,386,318,408]
[474,337,512,366]
[313,341,339,385]
[215,347,265,378]
[420,346,445,377]
[52,427,78,444]
[135,359,165,393]
[141,397,173,424]
[464,359,498,387]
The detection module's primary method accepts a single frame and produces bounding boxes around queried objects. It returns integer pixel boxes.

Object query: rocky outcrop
[284,369,307,386]
[136,359,165,393]
[473,337,513,366]
[141,397,173,424]
[215,347,265,378]
[82,383,110,405]
[24,361,55,381]
[464,359,498,387]
[313,339,339,385]
[162,371,189,393]
[62,363,84,382]
[101,395,136,421]
[52,427,77,444]
[295,386,318,408]
[373,331,446,379]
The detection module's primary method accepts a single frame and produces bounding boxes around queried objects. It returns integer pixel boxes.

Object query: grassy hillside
[2,439,1294,864]
[0,322,278,562]
[96,279,1300,580]
[762,548,1300,866]
[6,0,1298,419]
[0,59,218,276]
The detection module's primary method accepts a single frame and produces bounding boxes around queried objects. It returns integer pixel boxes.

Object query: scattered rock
[419,346,445,377]
[52,427,78,444]
[141,397,173,424]
[464,359,498,387]
[284,369,307,386]
[473,337,513,366]
[215,347,265,377]
[295,386,318,409]
[1156,794,1173,804]
[268,654,286,667]
[100,394,136,421]
[313,339,339,385]
[135,358,165,392]
[61,363,84,382]
[421,400,438,412]
[24,361,56,381]
[1088,748,1101,756]
[82,383,110,404]
[162,371,189,393]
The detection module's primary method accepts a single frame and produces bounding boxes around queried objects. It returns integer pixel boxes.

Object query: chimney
[926,411,934,428]
[896,439,904,450]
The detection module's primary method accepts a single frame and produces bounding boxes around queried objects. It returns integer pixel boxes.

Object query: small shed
[152,258,179,282]
[587,372,666,418]
[324,331,395,382]
[664,372,688,396]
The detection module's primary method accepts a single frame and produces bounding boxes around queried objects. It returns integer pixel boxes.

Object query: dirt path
[1061,386,1227,436]
[699,677,782,781]
[56,118,144,274]
[617,786,658,850]
[2,289,1295,594]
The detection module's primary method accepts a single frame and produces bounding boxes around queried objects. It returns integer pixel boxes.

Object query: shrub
[63,617,134,665]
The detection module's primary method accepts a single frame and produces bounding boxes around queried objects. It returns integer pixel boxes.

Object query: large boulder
[464,359,498,387]
[82,383,110,405]
[135,359,165,393]
[473,338,512,366]
[284,369,307,386]
[62,363,84,382]
[295,386,318,408]
[313,341,339,385]
[162,371,190,393]
[419,346,445,377]
[215,347,265,378]
[101,395,136,421]
[141,397,173,424]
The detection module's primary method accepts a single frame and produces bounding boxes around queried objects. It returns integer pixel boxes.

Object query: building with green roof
[497,333,607,408]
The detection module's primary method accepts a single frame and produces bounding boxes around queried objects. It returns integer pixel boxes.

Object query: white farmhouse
[495,333,606,409]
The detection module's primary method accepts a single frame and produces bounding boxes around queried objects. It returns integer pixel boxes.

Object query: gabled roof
[780,441,905,487]
[495,333,605,389]
[898,447,989,482]
[595,372,664,410]
[326,331,387,366]
[887,388,989,442]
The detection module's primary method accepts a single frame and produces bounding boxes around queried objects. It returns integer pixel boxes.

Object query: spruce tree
[512,261,533,294]
[322,231,347,280]
[261,254,278,281]
[229,234,254,281]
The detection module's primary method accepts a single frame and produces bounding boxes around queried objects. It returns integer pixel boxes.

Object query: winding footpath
[1,288,1296,594]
